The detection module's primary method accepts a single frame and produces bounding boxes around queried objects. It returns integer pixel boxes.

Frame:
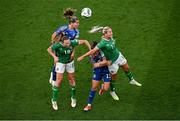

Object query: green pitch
[0,0,180,119]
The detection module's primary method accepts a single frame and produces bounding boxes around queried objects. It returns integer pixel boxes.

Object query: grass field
[0,0,180,120]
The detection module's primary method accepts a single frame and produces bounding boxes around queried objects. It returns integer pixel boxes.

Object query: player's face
[106,29,113,38]
[63,39,71,47]
[72,20,79,29]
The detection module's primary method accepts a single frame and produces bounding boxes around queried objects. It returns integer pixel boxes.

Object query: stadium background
[0,0,180,119]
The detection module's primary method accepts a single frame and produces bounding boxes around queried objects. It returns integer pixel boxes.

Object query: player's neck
[69,24,74,30]
[102,36,111,41]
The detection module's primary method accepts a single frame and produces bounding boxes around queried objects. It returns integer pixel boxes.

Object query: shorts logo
[93,74,96,78]
[56,68,59,71]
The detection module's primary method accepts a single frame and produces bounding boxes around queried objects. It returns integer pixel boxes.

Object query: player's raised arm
[77,47,99,61]
[78,40,91,50]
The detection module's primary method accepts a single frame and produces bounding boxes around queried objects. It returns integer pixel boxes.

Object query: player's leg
[84,80,100,111]
[66,61,77,107]
[67,72,77,108]
[108,63,119,100]
[51,62,65,110]
[118,52,142,86]
[121,63,142,86]
[99,73,110,95]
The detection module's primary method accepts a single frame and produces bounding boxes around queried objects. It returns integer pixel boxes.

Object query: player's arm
[93,57,111,68]
[77,47,99,61]
[51,32,63,43]
[70,48,75,60]
[47,46,58,63]
[78,40,91,50]
[51,32,57,41]
[51,26,66,43]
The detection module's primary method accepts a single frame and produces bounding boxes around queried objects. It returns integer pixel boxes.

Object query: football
[81,7,92,17]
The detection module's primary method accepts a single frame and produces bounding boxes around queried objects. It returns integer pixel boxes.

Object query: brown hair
[60,36,69,43]
[91,41,98,49]
[63,8,78,23]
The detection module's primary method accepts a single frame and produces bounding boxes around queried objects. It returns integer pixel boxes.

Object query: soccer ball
[81,8,92,17]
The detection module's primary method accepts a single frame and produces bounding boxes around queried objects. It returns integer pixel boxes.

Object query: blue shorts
[92,67,111,82]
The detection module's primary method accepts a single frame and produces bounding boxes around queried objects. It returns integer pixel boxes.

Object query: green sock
[70,86,76,99]
[110,80,115,91]
[52,86,59,101]
[125,71,134,81]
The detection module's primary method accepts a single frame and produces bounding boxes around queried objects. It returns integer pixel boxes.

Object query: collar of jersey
[102,37,112,41]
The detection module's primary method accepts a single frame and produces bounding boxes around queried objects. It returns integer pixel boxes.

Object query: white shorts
[55,61,75,73]
[108,52,127,74]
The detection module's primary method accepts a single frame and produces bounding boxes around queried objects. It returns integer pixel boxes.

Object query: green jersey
[51,39,79,63]
[97,38,120,63]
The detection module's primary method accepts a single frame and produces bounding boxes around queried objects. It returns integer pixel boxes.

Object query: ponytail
[63,8,78,23]
[89,26,111,35]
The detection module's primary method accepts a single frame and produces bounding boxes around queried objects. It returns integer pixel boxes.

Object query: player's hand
[107,60,112,66]
[70,54,74,61]
[77,56,84,61]
[93,63,100,68]
[54,56,59,63]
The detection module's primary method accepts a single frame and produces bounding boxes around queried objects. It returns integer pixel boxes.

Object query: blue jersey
[90,52,110,82]
[55,24,79,40]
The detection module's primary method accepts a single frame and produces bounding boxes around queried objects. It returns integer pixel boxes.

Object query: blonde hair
[102,26,111,34]
[89,26,111,35]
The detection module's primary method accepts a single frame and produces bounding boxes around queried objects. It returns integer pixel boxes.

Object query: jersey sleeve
[55,25,67,35]
[96,40,105,49]
[71,39,79,47]
[100,51,105,57]
[51,43,60,51]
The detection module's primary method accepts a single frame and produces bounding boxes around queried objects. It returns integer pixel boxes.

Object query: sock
[125,71,134,81]
[87,89,96,104]
[52,86,59,101]
[52,65,56,81]
[110,80,115,91]
[70,85,76,99]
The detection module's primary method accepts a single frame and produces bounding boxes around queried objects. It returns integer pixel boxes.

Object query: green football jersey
[97,38,120,63]
[51,39,79,63]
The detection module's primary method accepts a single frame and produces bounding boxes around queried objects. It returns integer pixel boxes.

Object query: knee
[122,64,130,72]
[91,86,97,91]
[68,75,74,81]
[111,74,117,80]
[56,79,62,87]
[124,67,129,72]
[103,84,110,91]
[104,87,109,91]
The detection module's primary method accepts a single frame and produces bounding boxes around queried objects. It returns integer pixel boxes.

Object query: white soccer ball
[81,8,92,17]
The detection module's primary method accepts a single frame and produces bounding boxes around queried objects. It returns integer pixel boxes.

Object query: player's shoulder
[97,38,106,45]
[58,24,68,31]
[53,42,62,46]
[100,38,108,43]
